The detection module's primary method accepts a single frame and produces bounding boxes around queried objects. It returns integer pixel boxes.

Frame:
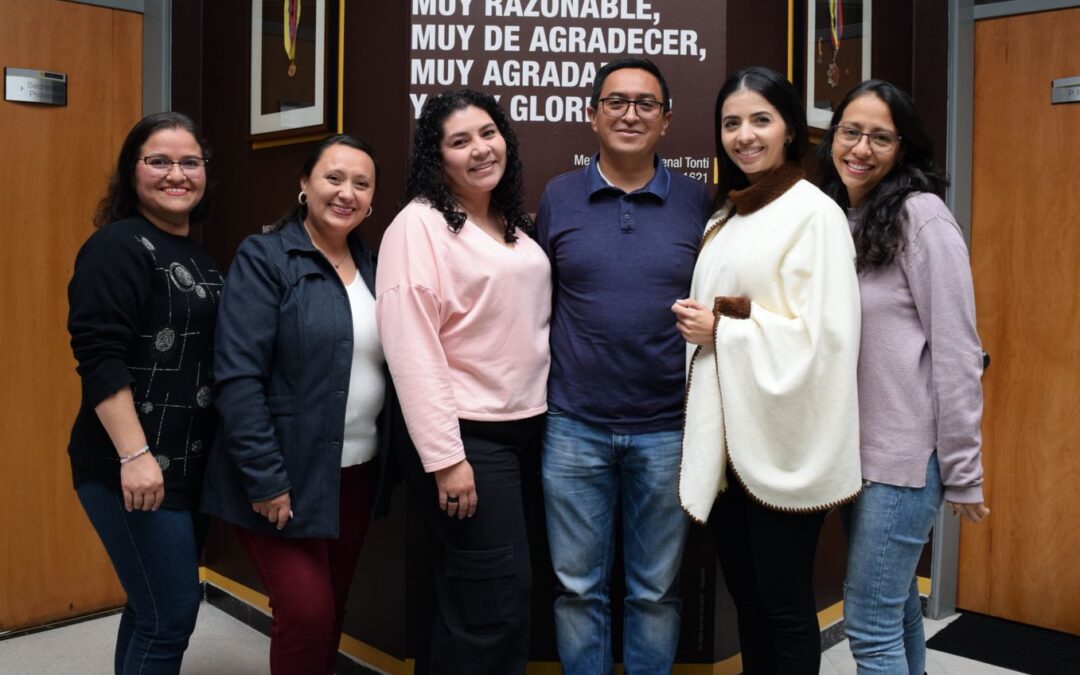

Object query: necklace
[303,223,350,269]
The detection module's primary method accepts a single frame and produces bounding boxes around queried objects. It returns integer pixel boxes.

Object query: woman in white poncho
[671,66,862,673]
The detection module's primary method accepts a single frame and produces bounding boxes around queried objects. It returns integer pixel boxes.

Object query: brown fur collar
[729,162,806,216]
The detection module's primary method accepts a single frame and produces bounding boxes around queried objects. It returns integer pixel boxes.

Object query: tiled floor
[0,602,1027,674]
[821,614,1025,675]
[0,603,269,675]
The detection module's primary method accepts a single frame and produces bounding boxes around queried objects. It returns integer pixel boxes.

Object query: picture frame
[804,0,872,130]
[248,0,336,142]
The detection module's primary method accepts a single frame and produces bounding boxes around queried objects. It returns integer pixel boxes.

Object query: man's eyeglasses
[833,125,901,152]
[139,155,208,174]
[597,97,664,119]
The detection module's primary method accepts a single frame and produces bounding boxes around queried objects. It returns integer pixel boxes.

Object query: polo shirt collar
[586,153,671,201]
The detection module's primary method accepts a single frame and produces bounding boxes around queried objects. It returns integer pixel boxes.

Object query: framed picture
[804,0,871,130]
[248,0,336,141]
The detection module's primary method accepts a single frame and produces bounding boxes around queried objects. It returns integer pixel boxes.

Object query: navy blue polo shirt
[535,155,712,434]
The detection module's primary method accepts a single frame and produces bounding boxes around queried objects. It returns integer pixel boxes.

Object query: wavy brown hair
[817,80,949,272]
[404,89,531,242]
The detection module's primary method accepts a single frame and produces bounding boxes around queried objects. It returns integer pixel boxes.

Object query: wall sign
[4,67,67,106]
[408,0,726,209]
[1051,77,1080,105]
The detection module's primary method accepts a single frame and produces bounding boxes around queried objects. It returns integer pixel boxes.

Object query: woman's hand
[948,501,990,524]
[434,460,478,519]
[672,298,716,346]
[120,452,164,512]
[253,492,293,530]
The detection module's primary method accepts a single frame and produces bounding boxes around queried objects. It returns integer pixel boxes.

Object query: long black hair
[817,80,949,272]
[405,89,532,242]
[713,66,808,209]
[269,133,378,231]
[94,111,214,227]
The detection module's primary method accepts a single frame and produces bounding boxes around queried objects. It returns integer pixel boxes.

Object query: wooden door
[961,7,1080,635]
[0,0,142,629]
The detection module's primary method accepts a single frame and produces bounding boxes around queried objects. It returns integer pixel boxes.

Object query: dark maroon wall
[175,0,949,664]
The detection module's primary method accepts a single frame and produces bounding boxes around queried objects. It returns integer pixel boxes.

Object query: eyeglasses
[139,155,208,174]
[833,125,901,151]
[597,97,664,119]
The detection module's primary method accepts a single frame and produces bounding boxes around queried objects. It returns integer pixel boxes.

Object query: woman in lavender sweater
[818,79,990,674]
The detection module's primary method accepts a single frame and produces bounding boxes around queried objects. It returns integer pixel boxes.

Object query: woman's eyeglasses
[833,125,901,151]
[139,155,208,174]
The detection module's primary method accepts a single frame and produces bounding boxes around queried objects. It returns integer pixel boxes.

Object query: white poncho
[679,165,862,522]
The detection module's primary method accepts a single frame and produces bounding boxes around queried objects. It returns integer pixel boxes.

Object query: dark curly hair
[817,80,949,272]
[269,133,378,232]
[405,89,532,242]
[713,66,808,210]
[94,111,214,228]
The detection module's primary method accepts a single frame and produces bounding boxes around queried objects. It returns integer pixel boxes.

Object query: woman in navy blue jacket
[202,135,394,674]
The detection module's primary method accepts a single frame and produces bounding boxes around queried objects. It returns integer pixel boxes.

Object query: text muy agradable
[409,0,709,124]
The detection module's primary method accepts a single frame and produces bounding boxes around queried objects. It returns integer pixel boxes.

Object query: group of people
[67,56,988,675]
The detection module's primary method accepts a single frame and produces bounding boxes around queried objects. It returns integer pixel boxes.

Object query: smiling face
[831,93,901,206]
[588,67,671,165]
[440,105,507,201]
[133,127,206,234]
[300,143,376,238]
[719,88,791,184]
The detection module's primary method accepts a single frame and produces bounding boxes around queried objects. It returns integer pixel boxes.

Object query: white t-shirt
[341,274,385,467]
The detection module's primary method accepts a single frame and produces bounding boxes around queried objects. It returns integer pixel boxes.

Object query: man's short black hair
[590,58,672,112]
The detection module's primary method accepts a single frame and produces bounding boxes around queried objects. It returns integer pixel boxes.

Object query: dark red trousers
[236,462,377,675]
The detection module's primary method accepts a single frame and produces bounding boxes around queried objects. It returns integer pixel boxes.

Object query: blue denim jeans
[542,409,690,675]
[76,482,203,675]
[843,454,944,675]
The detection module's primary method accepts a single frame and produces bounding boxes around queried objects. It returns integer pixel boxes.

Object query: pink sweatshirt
[375,200,551,473]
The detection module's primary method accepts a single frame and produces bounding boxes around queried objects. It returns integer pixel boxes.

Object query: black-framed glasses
[598,97,664,119]
[833,125,901,151]
[139,155,208,174]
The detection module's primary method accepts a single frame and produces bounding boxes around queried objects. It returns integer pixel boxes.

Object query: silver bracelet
[119,445,150,465]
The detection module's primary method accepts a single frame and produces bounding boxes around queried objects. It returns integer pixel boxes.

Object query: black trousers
[710,474,827,674]
[399,416,542,675]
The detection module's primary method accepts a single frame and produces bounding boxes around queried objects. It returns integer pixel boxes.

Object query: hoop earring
[297,191,307,206]
[366,205,374,217]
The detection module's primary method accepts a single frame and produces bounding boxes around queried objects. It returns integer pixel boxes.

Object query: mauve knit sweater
[850,192,985,504]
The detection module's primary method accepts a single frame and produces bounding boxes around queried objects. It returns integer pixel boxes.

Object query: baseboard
[200,570,933,674]
[201,580,391,675]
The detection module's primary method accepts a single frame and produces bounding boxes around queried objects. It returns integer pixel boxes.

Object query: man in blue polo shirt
[535,58,712,674]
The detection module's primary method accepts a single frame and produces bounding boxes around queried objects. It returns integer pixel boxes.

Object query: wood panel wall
[962,8,1080,635]
[0,0,141,629]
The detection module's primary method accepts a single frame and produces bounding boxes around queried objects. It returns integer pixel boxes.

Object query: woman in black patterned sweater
[67,112,222,675]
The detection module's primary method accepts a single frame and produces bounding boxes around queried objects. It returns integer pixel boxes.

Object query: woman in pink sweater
[818,80,990,674]
[375,89,551,674]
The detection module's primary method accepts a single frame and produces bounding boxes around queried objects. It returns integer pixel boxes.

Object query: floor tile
[0,604,269,675]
